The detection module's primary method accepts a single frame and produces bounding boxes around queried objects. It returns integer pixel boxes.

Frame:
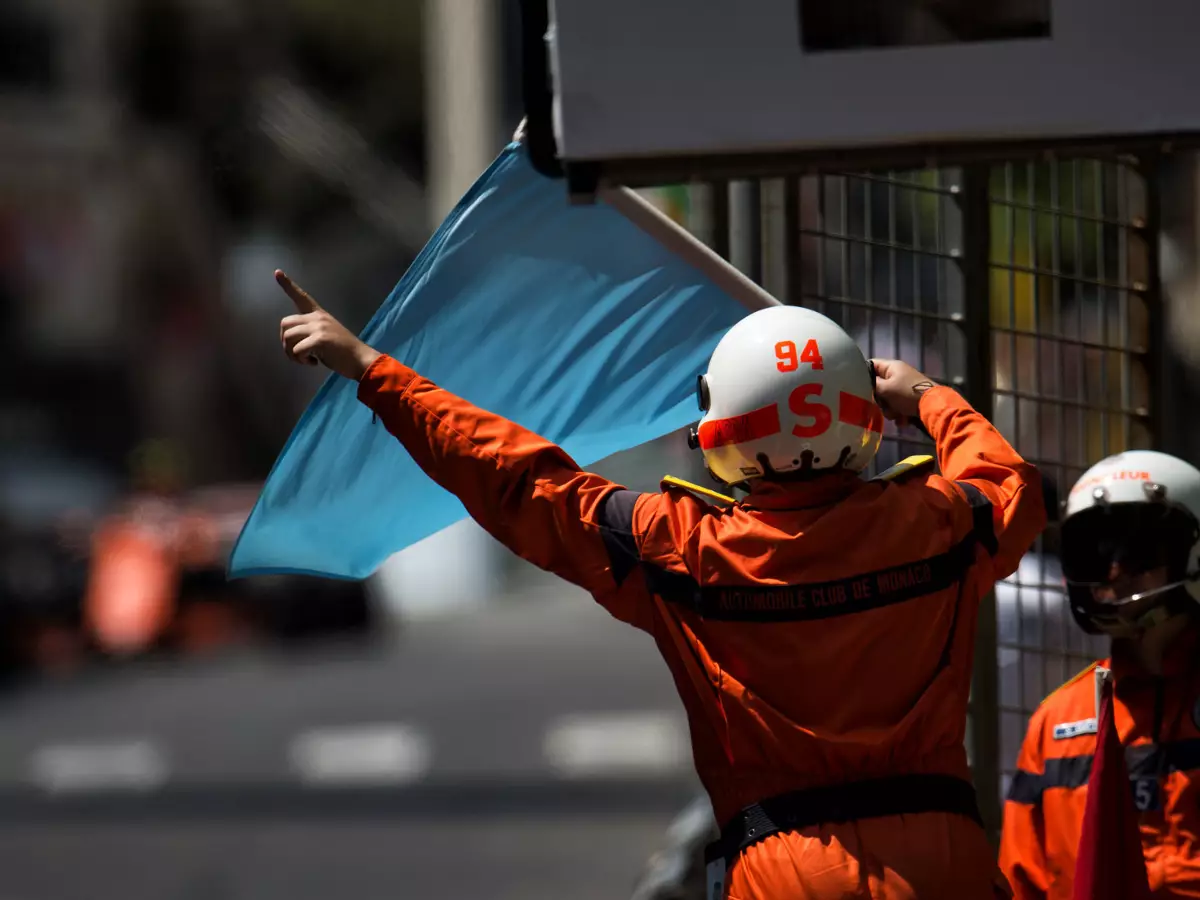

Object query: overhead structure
[520,0,1200,194]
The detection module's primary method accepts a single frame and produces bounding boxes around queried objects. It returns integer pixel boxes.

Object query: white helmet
[1062,450,1200,634]
[689,306,883,485]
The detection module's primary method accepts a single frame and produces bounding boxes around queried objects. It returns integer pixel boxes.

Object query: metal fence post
[710,179,732,262]
[730,180,763,283]
[1149,152,1193,460]
[959,164,1002,843]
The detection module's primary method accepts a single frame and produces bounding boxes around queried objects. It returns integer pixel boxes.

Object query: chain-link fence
[661,154,1160,836]
[987,159,1154,804]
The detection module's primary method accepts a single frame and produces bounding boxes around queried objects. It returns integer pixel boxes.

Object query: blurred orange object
[83,505,179,655]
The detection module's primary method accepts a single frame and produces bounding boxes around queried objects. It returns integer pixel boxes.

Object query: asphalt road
[0,582,691,788]
[0,580,703,900]
[0,816,686,900]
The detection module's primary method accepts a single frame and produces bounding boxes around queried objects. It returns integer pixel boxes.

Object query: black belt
[706,773,983,869]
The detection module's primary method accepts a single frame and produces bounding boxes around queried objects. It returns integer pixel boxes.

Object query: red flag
[1071,672,1151,900]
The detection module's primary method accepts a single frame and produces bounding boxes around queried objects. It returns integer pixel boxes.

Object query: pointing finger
[275,269,322,314]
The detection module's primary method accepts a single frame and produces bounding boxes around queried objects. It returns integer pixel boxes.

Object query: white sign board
[543,0,1200,172]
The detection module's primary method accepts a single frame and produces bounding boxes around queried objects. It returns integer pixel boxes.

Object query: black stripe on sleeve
[597,489,642,585]
[956,481,999,557]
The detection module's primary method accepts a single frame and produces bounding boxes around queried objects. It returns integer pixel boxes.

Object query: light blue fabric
[229,142,750,580]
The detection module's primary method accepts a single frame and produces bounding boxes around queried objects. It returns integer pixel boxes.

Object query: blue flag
[228,143,752,580]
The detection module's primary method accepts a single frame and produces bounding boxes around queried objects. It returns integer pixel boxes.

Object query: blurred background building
[1,2,1200,899]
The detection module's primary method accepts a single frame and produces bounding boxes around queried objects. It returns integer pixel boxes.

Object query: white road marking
[544,712,690,778]
[289,723,431,785]
[30,739,168,793]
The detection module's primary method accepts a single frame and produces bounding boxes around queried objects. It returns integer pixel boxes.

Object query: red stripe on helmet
[838,392,884,434]
[697,404,782,450]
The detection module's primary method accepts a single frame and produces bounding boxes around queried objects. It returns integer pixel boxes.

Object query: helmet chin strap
[1074,572,1200,637]
[1117,575,1198,608]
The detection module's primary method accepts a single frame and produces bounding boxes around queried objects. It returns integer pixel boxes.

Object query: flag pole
[598,186,782,313]
[509,118,778,312]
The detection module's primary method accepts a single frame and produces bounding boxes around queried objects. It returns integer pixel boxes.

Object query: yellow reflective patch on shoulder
[661,475,736,505]
[1049,661,1102,699]
[870,455,936,483]
[1042,661,1104,727]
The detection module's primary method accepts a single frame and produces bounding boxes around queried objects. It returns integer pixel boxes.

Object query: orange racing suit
[999,628,1200,899]
[358,355,1044,899]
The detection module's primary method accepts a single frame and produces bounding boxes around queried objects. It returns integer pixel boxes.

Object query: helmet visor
[1061,503,1196,586]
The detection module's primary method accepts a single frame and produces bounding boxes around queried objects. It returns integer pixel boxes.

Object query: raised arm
[274,271,658,623]
[873,358,1045,578]
[357,354,644,596]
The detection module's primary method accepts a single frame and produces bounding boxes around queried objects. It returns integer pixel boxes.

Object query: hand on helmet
[870,359,937,425]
